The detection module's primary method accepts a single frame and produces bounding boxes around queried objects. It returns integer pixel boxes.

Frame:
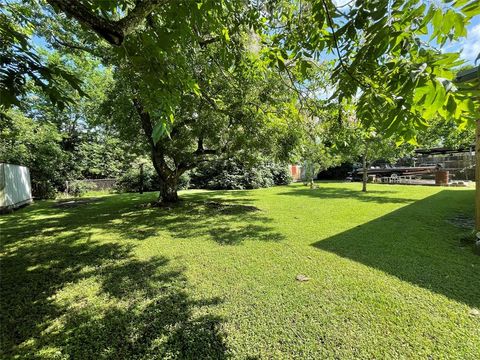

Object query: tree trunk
[133,97,181,204]
[362,152,368,192]
[159,176,179,203]
[150,147,180,203]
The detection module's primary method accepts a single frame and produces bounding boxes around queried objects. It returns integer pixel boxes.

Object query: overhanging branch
[46,0,168,46]
[52,36,94,53]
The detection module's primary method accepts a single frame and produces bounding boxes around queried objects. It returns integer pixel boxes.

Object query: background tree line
[1,0,478,200]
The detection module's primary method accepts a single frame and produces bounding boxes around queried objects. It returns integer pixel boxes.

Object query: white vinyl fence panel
[0,163,32,210]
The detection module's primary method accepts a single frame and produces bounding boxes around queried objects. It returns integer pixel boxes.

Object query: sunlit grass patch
[1,183,479,359]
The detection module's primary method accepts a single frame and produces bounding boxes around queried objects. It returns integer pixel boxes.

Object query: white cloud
[461,23,480,64]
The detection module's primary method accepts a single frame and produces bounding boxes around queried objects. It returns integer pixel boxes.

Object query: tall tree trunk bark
[362,152,368,192]
[133,97,181,203]
[159,176,179,203]
[150,146,180,203]
[46,0,168,46]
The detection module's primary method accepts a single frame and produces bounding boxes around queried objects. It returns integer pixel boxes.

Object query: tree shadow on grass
[142,198,285,245]
[277,185,418,204]
[0,236,129,357]
[313,189,480,308]
[45,256,227,359]
[1,192,283,248]
[0,191,283,358]
[1,217,229,358]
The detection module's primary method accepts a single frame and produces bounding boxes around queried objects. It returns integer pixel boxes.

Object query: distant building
[0,163,33,212]
[414,147,475,181]
[289,164,304,181]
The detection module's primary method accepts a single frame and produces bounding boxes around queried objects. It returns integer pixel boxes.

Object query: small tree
[336,116,411,192]
[300,140,341,188]
[295,109,343,188]
[358,130,408,192]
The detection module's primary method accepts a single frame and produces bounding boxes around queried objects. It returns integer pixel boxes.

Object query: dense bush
[114,163,157,193]
[190,159,291,190]
[177,172,190,190]
[270,164,293,185]
[1,110,142,199]
[0,110,71,199]
[114,162,190,193]
[31,181,58,199]
[68,180,98,197]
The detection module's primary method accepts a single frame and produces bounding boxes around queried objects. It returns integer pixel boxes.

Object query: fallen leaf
[469,308,480,317]
[296,274,310,282]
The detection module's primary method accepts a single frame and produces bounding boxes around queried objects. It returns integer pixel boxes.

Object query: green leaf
[461,1,480,17]
[221,28,230,42]
[187,79,201,96]
[441,10,455,38]
[423,80,446,119]
[453,12,467,37]
[430,8,443,41]
[152,121,169,144]
[445,94,457,115]
[299,60,312,77]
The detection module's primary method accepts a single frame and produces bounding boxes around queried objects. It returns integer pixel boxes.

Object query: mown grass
[1,182,479,359]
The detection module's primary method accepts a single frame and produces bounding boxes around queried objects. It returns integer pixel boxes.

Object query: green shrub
[177,172,190,190]
[31,180,58,199]
[68,180,97,197]
[269,163,293,185]
[114,159,289,193]
[114,163,158,193]
[190,158,291,190]
[114,162,191,193]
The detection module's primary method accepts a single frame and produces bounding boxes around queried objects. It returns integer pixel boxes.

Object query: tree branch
[117,0,168,36]
[52,36,94,53]
[321,0,369,90]
[132,97,175,177]
[46,0,168,46]
[194,137,218,156]
[199,36,220,48]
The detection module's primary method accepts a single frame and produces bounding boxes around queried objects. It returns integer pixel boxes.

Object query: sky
[458,16,480,64]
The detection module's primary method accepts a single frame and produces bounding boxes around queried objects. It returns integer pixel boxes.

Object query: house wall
[289,165,303,181]
[0,163,33,210]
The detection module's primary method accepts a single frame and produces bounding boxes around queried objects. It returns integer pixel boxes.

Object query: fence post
[140,163,144,194]
[476,119,480,234]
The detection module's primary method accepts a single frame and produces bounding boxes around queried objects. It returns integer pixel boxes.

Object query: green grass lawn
[1,182,479,359]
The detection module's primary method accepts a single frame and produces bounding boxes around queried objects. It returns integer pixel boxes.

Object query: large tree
[264,0,480,139]
[102,42,300,202]
[2,0,479,201]
[21,0,479,135]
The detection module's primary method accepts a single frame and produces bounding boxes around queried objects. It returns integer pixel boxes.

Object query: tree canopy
[1,0,478,201]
